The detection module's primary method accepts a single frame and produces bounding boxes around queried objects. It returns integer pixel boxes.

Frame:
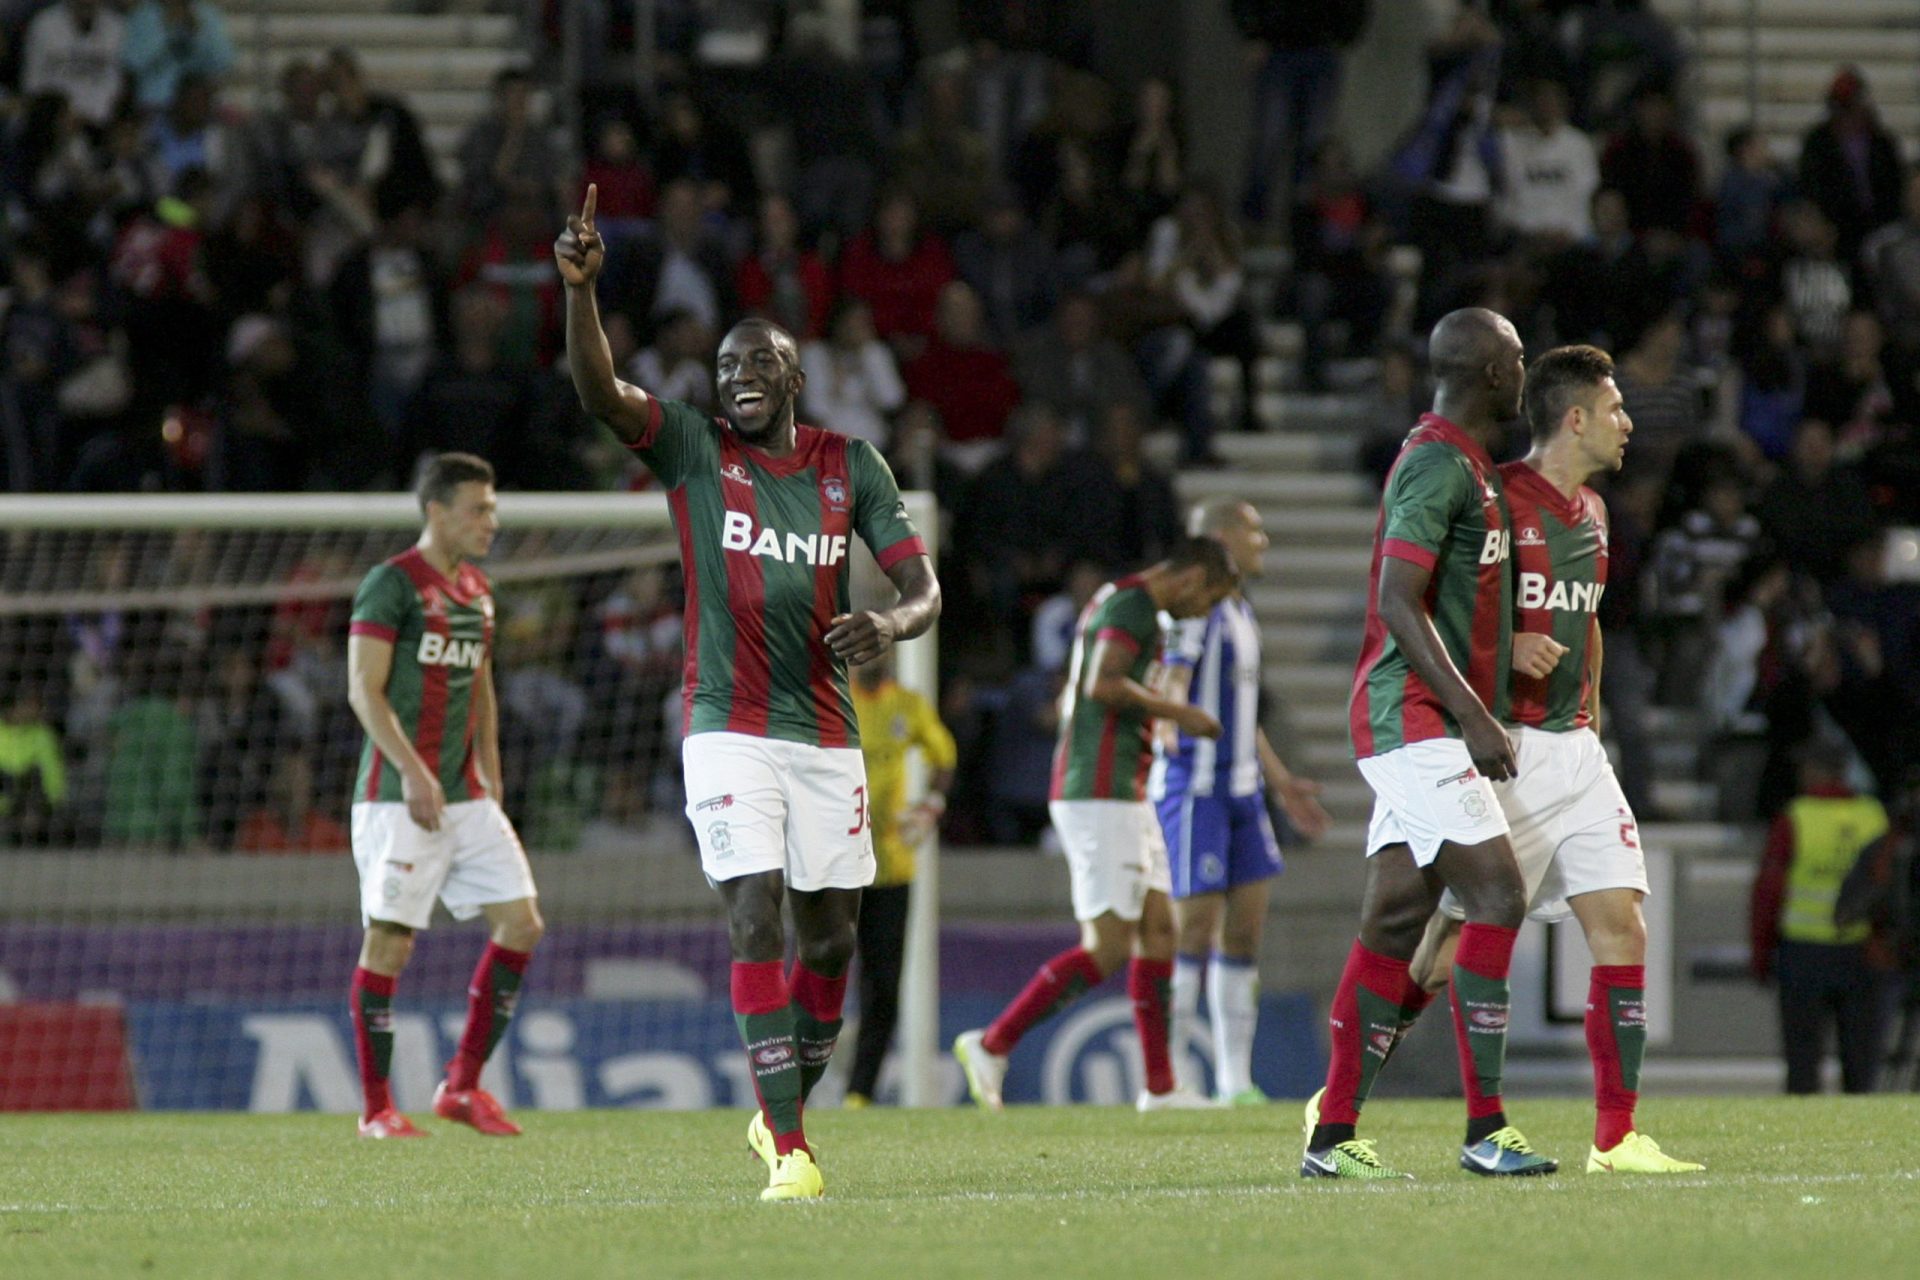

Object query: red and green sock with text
[350,967,397,1121]
[789,963,848,1104]
[447,942,532,1092]
[1587,964,1647,1150]
[1450,923,1517,1145]
[982,947,1104,1056]
[732,960,807,1156]
[1310,939,1409,1148]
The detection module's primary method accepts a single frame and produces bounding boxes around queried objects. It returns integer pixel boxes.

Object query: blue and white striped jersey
[1149,594,1263,800]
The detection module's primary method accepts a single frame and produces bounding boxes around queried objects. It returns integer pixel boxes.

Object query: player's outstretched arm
[826,554,941,666]
[556,184,654,445]
[1376,556,1516,780]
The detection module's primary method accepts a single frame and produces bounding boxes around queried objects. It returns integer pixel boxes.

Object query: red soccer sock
[1587,964,1647,1150]
[788,962,848,1104]
[983,947,1104,1057]
[732,960,808,1157]
[1128,957,1175,1096]
[1319,939,1411,1126]
[350,967,398,1121]
[447,942,533,1092]
[1449,923,1518,1122]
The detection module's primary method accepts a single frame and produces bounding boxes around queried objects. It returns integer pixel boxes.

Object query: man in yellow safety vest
[1750,738,1891,1094]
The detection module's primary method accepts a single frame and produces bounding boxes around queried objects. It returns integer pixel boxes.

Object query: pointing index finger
[582,183,597,226]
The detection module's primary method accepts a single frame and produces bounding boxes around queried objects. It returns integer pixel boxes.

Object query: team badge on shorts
[1461,791,1488,820]
[708,821,734,857]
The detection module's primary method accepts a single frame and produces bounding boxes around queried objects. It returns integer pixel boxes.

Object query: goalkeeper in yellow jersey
[843,655,956,1106]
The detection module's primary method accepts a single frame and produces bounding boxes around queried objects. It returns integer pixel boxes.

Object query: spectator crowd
[1,0,1918,860]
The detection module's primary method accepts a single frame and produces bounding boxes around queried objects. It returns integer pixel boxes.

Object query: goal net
[0,491,941,1114]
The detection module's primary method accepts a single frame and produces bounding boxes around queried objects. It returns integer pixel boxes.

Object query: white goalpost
[0,490,941,1113]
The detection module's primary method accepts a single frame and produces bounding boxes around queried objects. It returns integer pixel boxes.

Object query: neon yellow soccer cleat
[761,1149,825,1201]
[1587,1131,1704,1174]
[746,1109,776,1173]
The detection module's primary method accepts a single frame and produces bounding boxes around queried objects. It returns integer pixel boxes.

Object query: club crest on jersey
[417,632,485,668]
[822,476,848,511]
[721,462,753,486]
[721,510,849,566]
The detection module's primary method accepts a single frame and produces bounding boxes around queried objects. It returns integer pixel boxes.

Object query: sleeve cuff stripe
[1095,626,1142,655]
[875,536,927,571]
[1382,538,1438,571]
[349,622,398,642]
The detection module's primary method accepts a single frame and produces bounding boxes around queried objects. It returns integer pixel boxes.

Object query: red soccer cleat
[432,1082,523,1136]
[358,1108,429,1139]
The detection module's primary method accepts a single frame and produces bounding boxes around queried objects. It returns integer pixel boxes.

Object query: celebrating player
[1153,497,1331,1105]
[1400,345,1703,1173]
[345,452,543,1139]
[1303,308,1558,1179]
[955,539,1238,1112]
[556,187,940,1201]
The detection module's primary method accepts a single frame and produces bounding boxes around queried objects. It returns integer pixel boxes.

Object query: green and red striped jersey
[1503,461,1608,732]
[1350,414,1513,759]
[1050,575,1160,801]
[348,548,494,804]
[629,397,925,748]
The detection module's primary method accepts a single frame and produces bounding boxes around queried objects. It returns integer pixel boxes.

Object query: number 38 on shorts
[681,731,877,892]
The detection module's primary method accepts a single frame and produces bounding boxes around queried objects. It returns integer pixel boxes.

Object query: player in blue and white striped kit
[1150,498,1332,1104]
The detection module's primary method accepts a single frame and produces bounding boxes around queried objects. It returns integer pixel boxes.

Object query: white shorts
[351,798,536,930]
[1358,737,1511,867]
[682,732,876,892]
[1441,726,1650,923]
[1048,799,1173,922]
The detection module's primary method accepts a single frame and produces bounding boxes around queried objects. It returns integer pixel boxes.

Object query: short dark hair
[417,452,495,514]
[1164,535,1237,587]
[1524,344,1615,445]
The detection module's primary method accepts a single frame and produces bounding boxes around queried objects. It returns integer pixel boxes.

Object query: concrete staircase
[1653,0,1920,161]
[224,0,525,182]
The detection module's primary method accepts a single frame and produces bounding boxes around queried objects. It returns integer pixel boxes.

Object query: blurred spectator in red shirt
[839,188,955,358]
[737,192,832,341]
[905,282,1022,449]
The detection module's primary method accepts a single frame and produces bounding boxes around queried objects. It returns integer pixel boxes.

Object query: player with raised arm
[1400,345,1704,1174]
[1153,497,1332,1105]
[345,452,544,1140]
[954,539,1238,1112]
[1302,308,1562,1180]
[555,187,940,1201]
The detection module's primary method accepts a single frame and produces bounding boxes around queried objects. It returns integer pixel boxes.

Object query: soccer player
[1154,497,1332,1105]
[843,653,957,1107]
[955,539,1238,1111]
[555,187,940,1201]
[1400,344,1703,1173]
[1303,308,1559,1180]
[345,452,543,1140]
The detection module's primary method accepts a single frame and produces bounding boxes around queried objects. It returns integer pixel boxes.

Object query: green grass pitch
[5,1097,1919,1278]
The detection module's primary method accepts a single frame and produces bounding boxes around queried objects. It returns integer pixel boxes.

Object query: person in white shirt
[800,297,905,447]
[1497,79,1600,245]
[23,0,126,128]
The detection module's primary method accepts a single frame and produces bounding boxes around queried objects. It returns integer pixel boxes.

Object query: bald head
[723,317,799,364]
[1187,496,1256,538]
[1427,307,1525,423]
[1429,309,1512,382]
[1186,496,1268,579]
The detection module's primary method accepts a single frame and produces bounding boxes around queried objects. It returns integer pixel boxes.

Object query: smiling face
[715,322,803,444]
